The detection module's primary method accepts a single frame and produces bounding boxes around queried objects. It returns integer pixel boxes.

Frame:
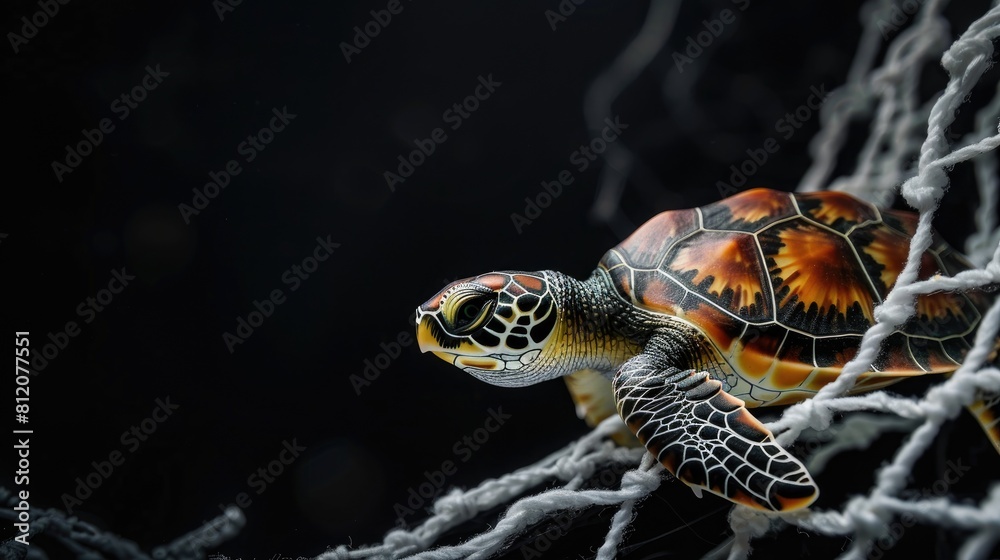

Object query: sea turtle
[415,188,1000,512]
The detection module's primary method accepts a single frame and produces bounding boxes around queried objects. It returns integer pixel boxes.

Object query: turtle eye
[445,291,496,335]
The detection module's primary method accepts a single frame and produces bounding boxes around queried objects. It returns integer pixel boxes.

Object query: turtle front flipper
[612,336,818,512]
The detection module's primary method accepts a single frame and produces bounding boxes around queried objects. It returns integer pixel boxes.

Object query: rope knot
[874,299,916,326]
[901,169,947,210]
[433,488,476,520]
[621,467,661,492]
[384,529,426,552]
[843,496,890,538]
[555,455,596,481]
[784,398,833,433]
[942,36,994,75]
[728,507,772,538]
[318,545,353,560]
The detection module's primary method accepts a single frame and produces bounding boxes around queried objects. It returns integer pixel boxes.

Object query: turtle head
[416,271,562,387]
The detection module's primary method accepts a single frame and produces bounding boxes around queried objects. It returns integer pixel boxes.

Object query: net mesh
[316,0,1000,558]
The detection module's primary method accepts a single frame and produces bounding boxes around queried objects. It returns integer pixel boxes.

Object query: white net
[318,1,1000,558]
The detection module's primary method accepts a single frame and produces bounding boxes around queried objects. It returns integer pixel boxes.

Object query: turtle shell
[599,188,994,407]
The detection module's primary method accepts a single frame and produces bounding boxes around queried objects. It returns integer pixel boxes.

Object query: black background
[4,1,1000,559]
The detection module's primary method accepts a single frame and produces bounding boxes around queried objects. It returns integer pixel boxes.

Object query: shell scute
[663,230,771,321]
[604,259,635,304]
[937,245,977,276]
[850,223,910,299]
[701,188,796,231]
[631,269,685,317]
[760,220,877,335]
[881,208,921,239]
[909,337,961,373]
[941,336,973,363]
[618,208,698,268]
[794,190,880,233]
[909,290,979,338]
[733,324,786,382]
[769,332,817,389]
[871,332,922,373]
[680,299,743,352]
[813,336,861,368]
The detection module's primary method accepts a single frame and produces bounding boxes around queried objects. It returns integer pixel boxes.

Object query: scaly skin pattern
[531,270,646,376]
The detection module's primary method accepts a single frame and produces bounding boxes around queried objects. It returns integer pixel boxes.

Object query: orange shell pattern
[599,188,994,407]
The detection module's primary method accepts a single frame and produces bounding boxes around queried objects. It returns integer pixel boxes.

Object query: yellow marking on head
[458,356,502,370]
